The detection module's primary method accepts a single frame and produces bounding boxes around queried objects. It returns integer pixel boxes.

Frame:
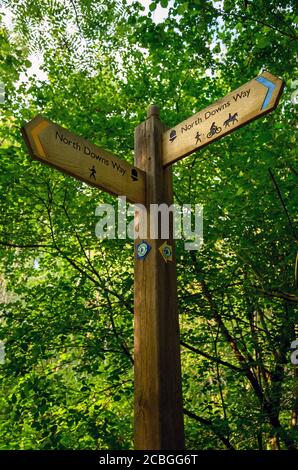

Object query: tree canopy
[0,0,297,450]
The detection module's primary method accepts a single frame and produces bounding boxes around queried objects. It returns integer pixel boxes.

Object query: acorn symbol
[131,168,138,181]
[169,129,177,143]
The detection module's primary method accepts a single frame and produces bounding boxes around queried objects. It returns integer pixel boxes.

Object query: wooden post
[134,105,184,450]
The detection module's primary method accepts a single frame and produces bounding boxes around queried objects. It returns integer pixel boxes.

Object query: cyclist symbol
[207,122,222,138]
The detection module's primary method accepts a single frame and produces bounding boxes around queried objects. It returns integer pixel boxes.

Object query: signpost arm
[134,105,184,450]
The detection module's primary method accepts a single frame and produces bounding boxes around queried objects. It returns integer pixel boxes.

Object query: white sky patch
[0,6,13,28]
[1,0,225,87]
[127,0,173,23]
[18,53,48,84]
[33,258,40,270]
[1,6,48,84]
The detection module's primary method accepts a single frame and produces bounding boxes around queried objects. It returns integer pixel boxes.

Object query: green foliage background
[0,0,297,450]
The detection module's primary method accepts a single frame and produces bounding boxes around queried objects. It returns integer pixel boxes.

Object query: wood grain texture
[21,115,145,204]
[163,71,284,166]
[134,106,184,450]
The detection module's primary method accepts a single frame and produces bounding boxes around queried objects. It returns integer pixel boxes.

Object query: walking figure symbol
[90,165,96,180]
[195,131,202,144]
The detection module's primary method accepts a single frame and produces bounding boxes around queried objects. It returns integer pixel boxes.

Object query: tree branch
[268,168,297,242]
[70,0,82,34]
[253,286,298,303]
[180,340,244,373]
[183,408,234,450]
[189,251,265,404]
[0,240,53,249]
[216,7,298,40]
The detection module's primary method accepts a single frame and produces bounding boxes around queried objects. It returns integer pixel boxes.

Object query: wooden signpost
[22,115,145,204]
[134,106,184,449]
[21,71,284,451]
[163,71,284,166]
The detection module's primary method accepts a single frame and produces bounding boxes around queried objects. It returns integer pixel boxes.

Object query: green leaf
[149,2,157,12]
[177,3,188,14]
